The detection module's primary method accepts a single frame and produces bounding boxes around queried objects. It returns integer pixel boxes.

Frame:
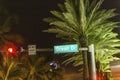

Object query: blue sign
[54,44,79,54]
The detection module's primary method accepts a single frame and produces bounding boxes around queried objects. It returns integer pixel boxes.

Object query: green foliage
[20,54,63,80]
[0,52,63,80]
[0,52,24,80]
[20,55,48,80]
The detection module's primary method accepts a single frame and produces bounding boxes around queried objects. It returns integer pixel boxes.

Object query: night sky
[2,0,120,48]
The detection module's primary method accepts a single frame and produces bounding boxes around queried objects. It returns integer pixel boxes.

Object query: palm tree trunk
[79,36,89,80]
[82,51,89,80]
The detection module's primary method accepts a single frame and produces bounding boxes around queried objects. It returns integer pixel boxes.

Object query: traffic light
[7,46,17,56]
[7,47,14,53]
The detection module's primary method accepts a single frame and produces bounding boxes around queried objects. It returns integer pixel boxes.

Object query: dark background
[2,0,120,48]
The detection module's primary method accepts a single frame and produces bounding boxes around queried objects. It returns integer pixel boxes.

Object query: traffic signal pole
[36,48,53,52]
[21,47,53,55]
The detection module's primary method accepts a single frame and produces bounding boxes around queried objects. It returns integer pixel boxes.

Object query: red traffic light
[7,47,17,56]
[7,48,13,53]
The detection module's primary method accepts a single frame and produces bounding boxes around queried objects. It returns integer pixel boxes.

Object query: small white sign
[28,45,36,55]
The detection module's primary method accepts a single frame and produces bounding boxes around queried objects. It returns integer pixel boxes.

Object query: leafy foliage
[0,52,24,80]
[20,54,63,80]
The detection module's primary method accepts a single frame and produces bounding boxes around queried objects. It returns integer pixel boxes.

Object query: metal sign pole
[89,44,96,80]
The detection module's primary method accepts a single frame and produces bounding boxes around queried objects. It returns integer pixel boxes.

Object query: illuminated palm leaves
[43,0,120,76]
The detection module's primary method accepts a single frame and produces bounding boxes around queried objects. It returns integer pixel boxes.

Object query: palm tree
[20,53,63,80]
[43,0,120,79]
[0,52,24,80]
[20,54,50,80]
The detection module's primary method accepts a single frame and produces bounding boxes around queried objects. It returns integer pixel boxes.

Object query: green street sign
[54,44,79,54]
